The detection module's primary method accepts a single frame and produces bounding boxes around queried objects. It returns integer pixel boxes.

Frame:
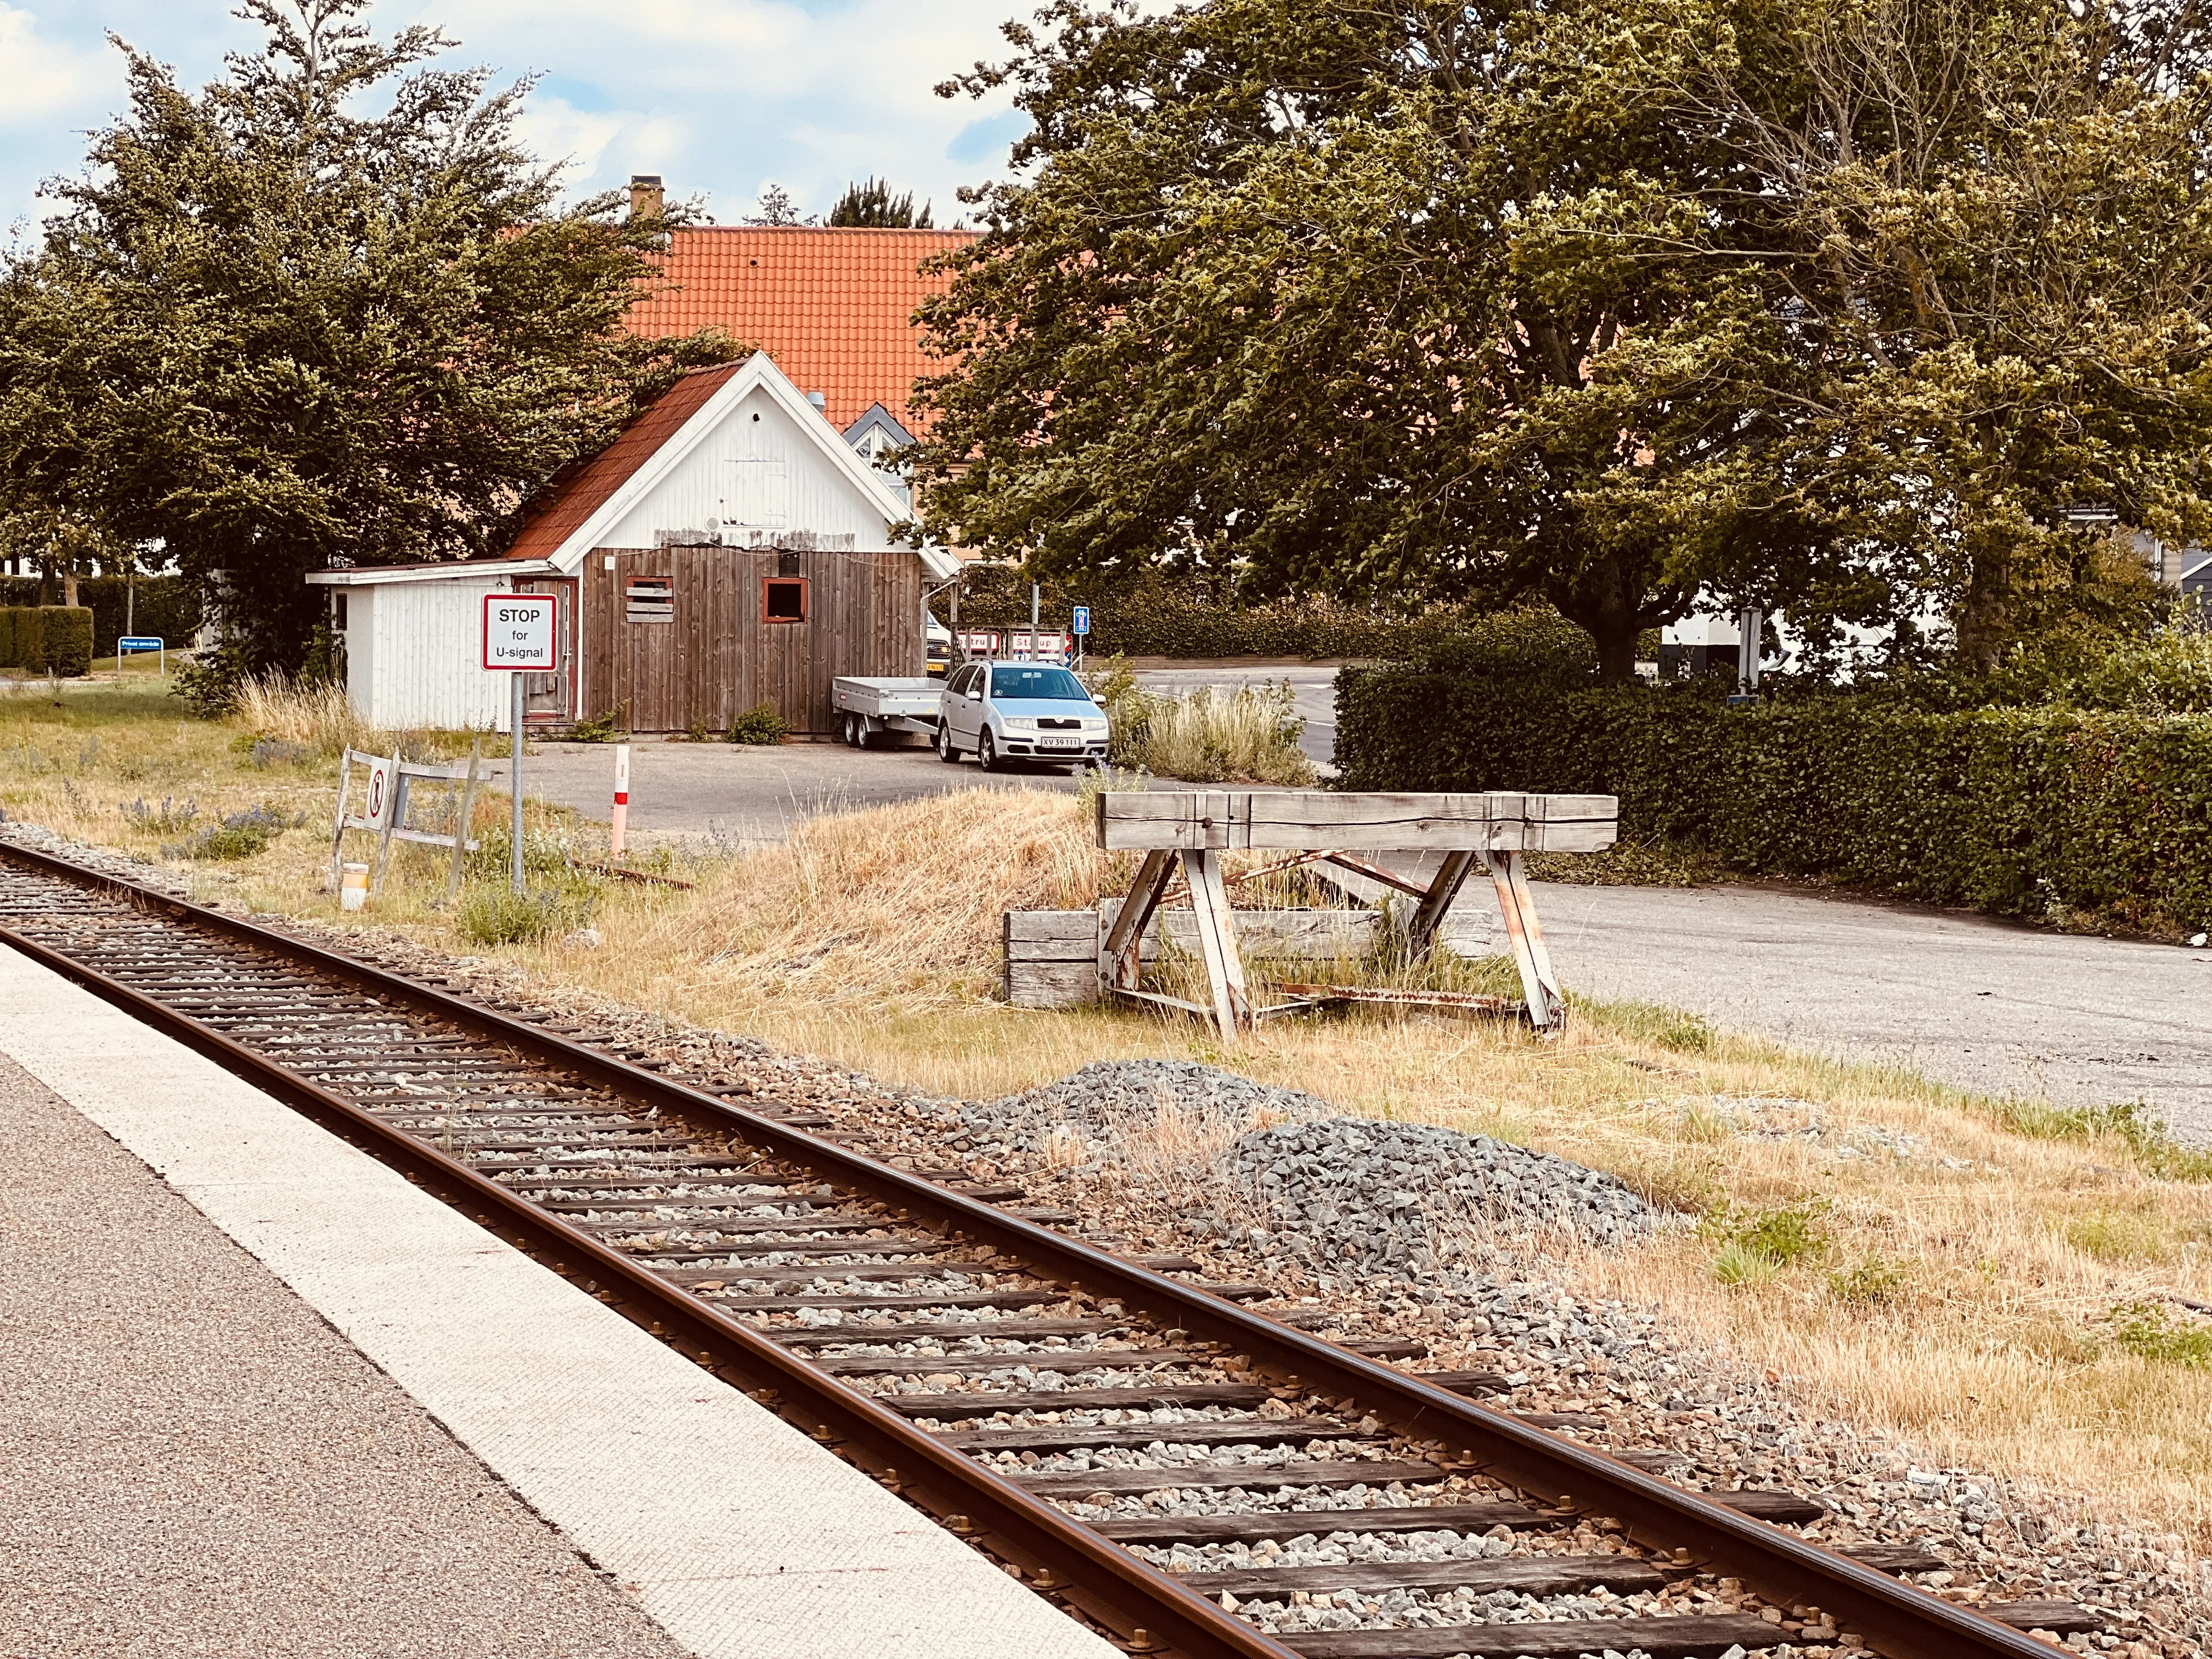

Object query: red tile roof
[623,226,973,431]
[505,363,744,562]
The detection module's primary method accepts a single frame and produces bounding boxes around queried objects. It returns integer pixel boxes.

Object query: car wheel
[977,729,999,772]
[936,723,961,764]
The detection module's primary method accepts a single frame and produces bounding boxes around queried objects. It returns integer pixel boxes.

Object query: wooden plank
[1096,791,1618,853]
[1163,1553,1668,1600]
[1005,959,1098,1008]
[1086,1502,1543,1545]
[1014,1458,1447,1498]
[1286,1612,1781,1659]
[1182,848,1250,1037]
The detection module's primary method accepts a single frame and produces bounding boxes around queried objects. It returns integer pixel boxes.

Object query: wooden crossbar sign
[328,743,486,902]
[1092,790,1618,1040]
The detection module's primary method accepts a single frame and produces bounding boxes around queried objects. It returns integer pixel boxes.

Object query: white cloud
[0,3,108,129]
[0,0,1084,225]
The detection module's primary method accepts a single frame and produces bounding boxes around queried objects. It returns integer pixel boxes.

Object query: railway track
[0,838,2101,1659]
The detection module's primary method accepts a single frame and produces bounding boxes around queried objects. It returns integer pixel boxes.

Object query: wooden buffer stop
[1075,789,1617,1039]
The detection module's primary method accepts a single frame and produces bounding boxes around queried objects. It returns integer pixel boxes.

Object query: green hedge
[950,568,1483,660]
[0,575,201,662]
[1338,655,2212,933]
[0,606,95,676]
[39,606,93,676]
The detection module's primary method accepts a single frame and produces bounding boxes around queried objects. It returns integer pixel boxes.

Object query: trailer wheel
[840,713,861,748]
[936,723,961,764]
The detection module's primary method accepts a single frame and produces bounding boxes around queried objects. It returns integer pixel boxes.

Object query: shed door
[516,578,577,720]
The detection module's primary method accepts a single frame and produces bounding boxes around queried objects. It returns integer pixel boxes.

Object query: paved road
[490,737,1085,850]
[1532,881,2212,1143]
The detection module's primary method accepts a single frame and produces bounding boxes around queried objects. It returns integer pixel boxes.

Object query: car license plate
[1038,736,1082,749]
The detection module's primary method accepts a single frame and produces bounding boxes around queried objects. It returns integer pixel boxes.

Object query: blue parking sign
[1071,606,1091,636]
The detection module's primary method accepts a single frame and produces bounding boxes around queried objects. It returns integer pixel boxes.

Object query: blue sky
[0,0,1039,234]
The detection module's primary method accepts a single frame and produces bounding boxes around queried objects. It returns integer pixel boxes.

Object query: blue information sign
[119,636,164,652]
[1071,606,1091,636]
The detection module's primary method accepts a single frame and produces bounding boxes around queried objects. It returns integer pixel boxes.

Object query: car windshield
[989,666,1090,701]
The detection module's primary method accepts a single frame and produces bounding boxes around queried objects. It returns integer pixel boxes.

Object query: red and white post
[611,743,631,861]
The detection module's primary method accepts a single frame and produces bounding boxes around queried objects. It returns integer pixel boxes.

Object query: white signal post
[611,744,631,861]
[483,592,560,892]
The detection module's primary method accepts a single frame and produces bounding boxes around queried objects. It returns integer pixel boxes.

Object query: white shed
[307,351,956,735]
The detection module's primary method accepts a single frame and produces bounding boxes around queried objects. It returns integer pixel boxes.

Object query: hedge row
[0,606,95,675]
[951,569,1479,660]
[0,575,201,662]
[1336,662,2212,933]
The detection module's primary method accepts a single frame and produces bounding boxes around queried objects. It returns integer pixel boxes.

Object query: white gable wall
[342,574,518,731]
[597,381,899,551]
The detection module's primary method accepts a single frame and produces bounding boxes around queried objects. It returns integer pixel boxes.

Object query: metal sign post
[117,636,166,677]
[483,592,559,893]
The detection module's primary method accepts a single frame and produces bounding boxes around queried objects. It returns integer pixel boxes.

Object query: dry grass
[1102,674,1317,785]
[8,681,2212,1544]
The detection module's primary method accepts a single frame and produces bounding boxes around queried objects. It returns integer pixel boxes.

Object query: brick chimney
[628,174,665,219]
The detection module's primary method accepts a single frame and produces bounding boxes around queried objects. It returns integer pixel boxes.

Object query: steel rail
[0,838,2062,1659]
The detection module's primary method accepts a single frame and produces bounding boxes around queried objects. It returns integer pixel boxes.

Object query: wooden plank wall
[579,546,923,732]
[1004,908,1404,1008]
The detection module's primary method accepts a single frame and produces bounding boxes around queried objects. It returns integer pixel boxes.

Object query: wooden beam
[1098,849,1175,991]
[1094,790,1617,853]
[1180,848,1250,1039]
[1487,849,1563,1030]
[1404,848,1478,958]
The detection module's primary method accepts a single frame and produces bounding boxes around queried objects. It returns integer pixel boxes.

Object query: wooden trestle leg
[1485,849,1564,1030]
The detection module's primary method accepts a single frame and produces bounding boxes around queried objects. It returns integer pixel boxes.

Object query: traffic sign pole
[511,672,526,891]
[483,591,560,895]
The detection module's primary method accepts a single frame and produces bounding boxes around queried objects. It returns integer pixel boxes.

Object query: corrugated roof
[505,363,743,562]
[623,225,973,431]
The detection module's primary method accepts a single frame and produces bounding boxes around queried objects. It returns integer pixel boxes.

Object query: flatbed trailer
[830,675,940,748]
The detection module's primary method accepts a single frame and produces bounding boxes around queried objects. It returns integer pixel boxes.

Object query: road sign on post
[484,592,558,892]
[1070,606,1090,670]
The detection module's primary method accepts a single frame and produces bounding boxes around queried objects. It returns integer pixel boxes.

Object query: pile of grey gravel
[963,1058,1334,1156]
[1222,1116,1656,1272]
[964,1060,1656,1272]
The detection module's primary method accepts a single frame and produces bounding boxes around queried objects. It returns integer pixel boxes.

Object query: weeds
[2108,1302,2212,1368]
[1829,1252,1912,1307]
[2064,1208,2171,1262]
[1998,1097,2212,1182]
[1089,661,1316,785]
[249,737,317,768]
[456,883,591,946]
[569,704,628,743]
[122,795,200,833]
[234,674,376,757]
[165,802,302,861]
[726,703,788,745]
[1703,1199,1832,1282]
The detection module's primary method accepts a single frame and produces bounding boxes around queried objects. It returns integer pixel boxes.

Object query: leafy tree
[748,183,815,226]
[1631,0,2212,670]
[0,0,737,692]
[828,176,934,228]
[912,0,2212,677]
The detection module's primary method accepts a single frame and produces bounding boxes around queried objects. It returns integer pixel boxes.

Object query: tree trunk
[1955,533,2010,674]
[62,568,78,607]
[1593,621,1640,684]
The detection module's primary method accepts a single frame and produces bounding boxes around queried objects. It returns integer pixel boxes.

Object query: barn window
[763,577,808,623]
[626,576,674,623]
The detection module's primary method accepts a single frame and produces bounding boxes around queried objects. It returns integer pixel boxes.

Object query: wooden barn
[311,352,957,735]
